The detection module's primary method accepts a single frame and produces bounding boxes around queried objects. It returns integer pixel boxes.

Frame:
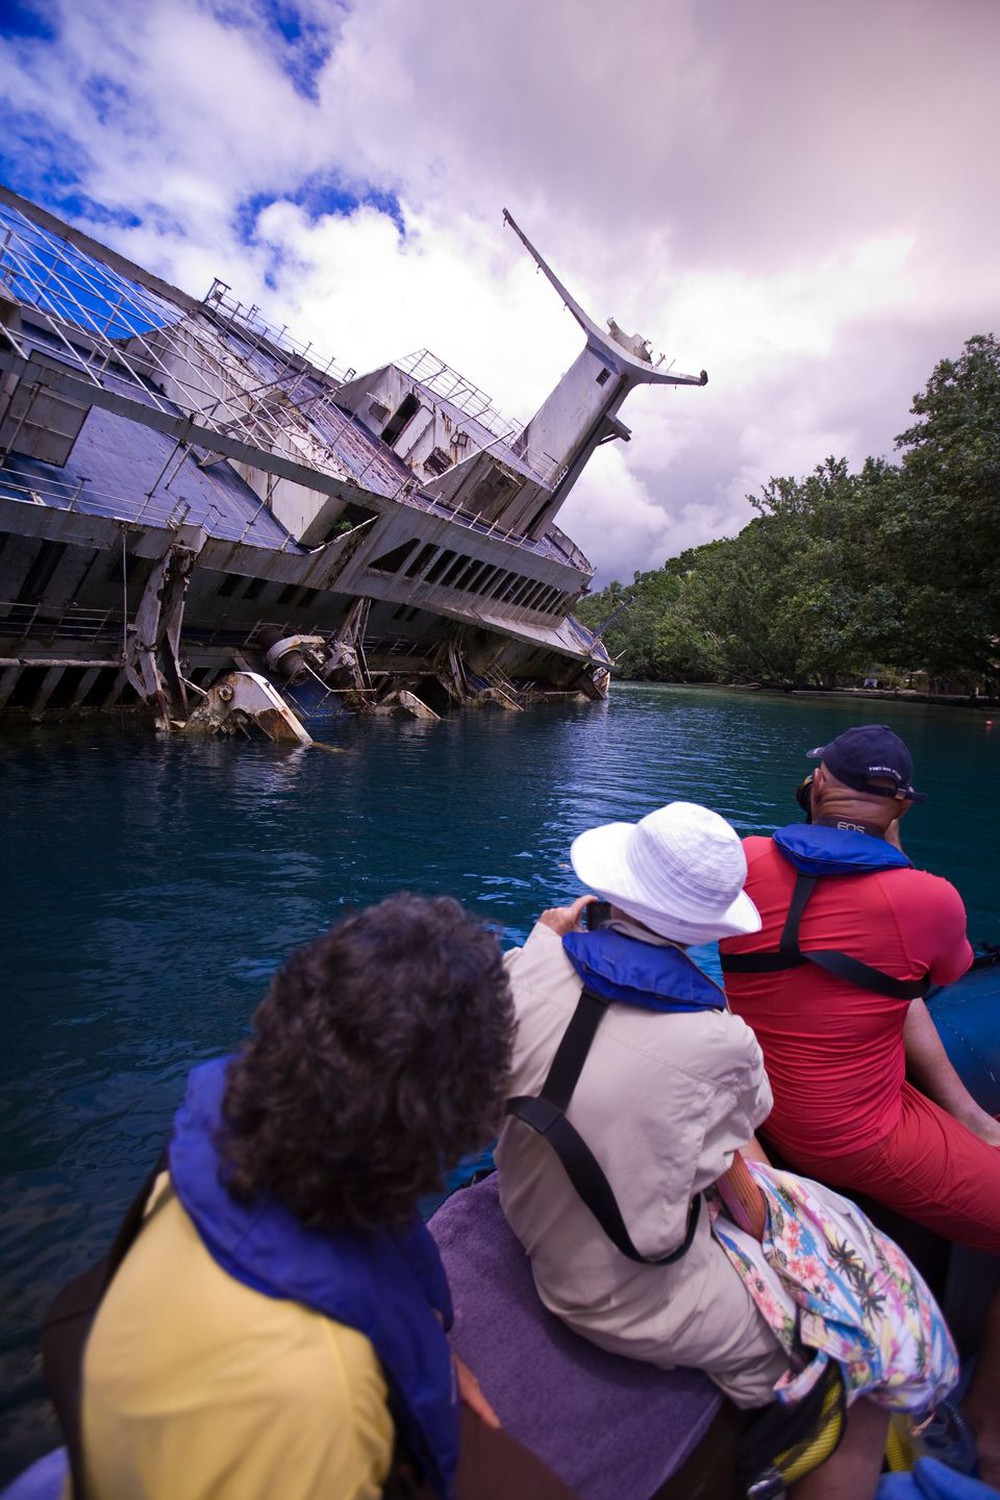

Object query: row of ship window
[367,538,575,616]
[206,543,575,618]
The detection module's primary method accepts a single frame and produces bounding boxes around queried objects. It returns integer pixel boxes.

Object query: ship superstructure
[0,187,706,728]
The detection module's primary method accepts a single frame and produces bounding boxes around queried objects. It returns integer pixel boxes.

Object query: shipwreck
[0,188,706,738]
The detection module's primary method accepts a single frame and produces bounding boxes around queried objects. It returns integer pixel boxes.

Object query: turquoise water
[2,686,998,1478]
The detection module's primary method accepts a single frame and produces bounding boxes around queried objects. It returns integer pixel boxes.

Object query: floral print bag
[710,1160,959,1414]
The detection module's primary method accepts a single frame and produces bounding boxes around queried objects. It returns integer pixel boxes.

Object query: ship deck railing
[200,281,353,386]
[0,470,295,550]
[398,486,591,574]
[0,463,593,577]
[0,600,126,647]
[396,350,519,445]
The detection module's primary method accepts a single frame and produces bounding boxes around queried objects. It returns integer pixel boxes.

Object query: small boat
[4,956,998,1500]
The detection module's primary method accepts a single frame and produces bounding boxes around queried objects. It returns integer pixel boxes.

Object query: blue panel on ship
[0,204,179,340]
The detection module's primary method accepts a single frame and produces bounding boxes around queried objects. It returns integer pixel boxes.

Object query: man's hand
[454,1353,500,1429]
[958,1103,1000,1148]
[538,893,596,937]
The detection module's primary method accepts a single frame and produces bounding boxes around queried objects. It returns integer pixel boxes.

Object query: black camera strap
[721,872,930,1001]
[506,985,701,1266]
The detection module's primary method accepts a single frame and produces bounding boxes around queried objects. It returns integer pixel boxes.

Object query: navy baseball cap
[806,724,926,802]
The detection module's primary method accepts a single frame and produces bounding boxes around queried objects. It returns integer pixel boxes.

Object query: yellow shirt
[80,1176,394,1500]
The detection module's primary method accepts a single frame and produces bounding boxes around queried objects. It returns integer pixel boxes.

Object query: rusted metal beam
[68,666,103,710]
[0,658,119,668]
[30,665,65,715]
[100,669,129,709]
[0,664,22,712]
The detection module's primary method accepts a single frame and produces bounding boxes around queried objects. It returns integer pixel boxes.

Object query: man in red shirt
[720,724,1000,1249]
[721,726,1000,1484]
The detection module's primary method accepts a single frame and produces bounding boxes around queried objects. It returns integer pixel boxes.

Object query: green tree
[894,334,1000,680]
[576,334,999,689]
[748,457,912,683]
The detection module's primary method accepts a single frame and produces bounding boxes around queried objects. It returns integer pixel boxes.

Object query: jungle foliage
[576,335,1000,690]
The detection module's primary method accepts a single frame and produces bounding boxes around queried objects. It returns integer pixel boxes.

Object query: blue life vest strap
[721,827,930,1001]
[562,927,726,1012]
[506,932,705,1265]
[772,823,912,876]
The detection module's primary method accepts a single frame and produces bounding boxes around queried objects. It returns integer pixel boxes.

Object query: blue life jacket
[506,928,721,1265]
[772,823,912,878]
[169,1057,460,1499]
[562,926,727,1012]
[720,823,930,1000]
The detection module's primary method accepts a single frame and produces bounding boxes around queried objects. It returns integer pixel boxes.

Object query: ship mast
[502,210,707,539]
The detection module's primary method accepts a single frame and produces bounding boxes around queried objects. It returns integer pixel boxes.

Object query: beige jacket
[495,921,787,1407]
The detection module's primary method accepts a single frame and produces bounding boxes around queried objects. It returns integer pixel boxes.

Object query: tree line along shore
[577,335,1000,699]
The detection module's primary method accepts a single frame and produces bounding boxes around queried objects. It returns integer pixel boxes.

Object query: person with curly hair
[72,893,568,1500]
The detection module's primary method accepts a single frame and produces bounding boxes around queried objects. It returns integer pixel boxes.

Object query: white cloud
[2,0,1000,587]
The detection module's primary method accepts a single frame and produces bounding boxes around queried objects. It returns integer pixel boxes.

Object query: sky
[1,0,998,585]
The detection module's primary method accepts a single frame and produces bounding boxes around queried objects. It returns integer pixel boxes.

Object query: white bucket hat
[570,801,762,945]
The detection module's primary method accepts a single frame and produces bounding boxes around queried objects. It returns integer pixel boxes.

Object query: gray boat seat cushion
[429,1173,721,1500]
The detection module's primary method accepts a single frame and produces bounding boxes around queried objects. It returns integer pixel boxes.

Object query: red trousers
[787,1081,1000,1253]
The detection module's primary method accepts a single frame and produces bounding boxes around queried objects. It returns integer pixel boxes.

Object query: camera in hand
[795,773,815,822]
[584,900,612,930]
